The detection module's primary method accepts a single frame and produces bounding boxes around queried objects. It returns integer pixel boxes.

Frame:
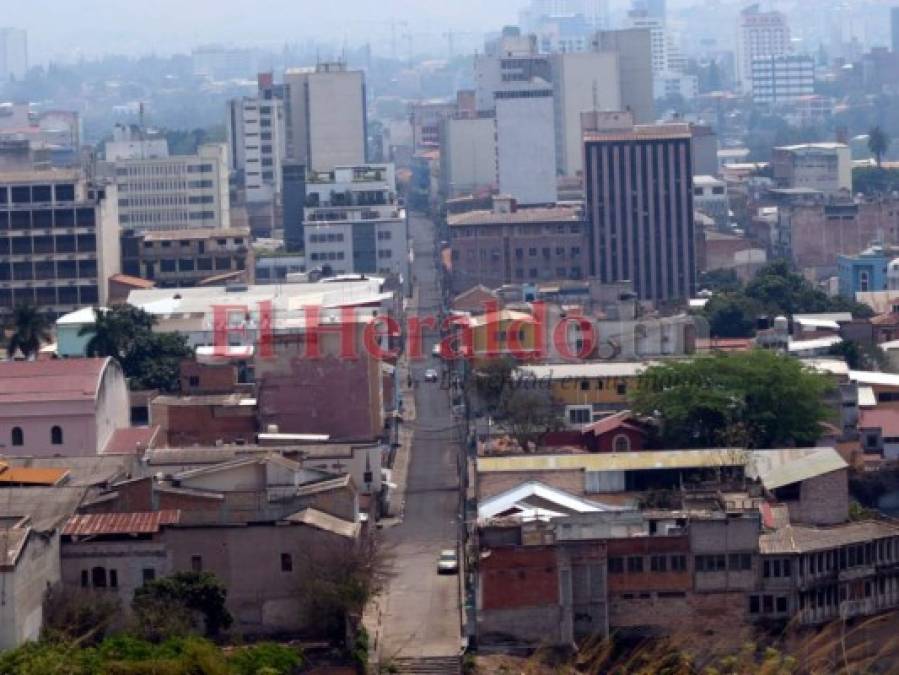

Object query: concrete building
[120,226,253,288]
[496,84,558,205]
[227,79,285,204]
[303,164,408,281]
[736,5,791,93]
[409,100,456,153]
[583,114,696,303]
[283,63,366,172]
[693,175,728,228]
[771,143,851,196]
[0,169,120,319]
[103,128,230,233]
[838,246,891,298]
[551,52,621,177]
[448,196,587,291]
[626,10,684,77]
[440,114,497,198]
[591,29,654,125]
[0,358,130,457]
[653,72,699,100]
[0,28,27,82]
[751,54,815,104]
[254,252,306,283]
[281,161,305,251]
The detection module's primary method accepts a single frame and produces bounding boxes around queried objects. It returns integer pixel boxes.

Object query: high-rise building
[735,5,790,93]
[0,28,27,82]
[440,114,497,198]
[592,29,655,124]
[751,54,815,104]
[496,84,558,205]
[283,63,367,172]
[303,164,408,282]
[0,170,120,319]
[102,125,230,233]
[892,7,899,53]
[583,112,696,302]
[281,161,306,251]
[226,82,285,204]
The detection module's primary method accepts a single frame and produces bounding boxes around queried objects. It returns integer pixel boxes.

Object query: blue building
[838,246,890,298]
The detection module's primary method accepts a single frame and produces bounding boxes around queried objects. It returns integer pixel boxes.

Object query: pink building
[0,358,130,457]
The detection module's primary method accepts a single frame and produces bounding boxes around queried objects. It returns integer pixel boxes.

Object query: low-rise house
[858,408,899,459]
[0,358,130,457]
[150,394,257,446]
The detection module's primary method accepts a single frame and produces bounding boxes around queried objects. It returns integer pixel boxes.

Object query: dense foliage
[700,261,873,338]
[4,303,52,359]
[80,305,190,391]
[132,571,233,639]
[631,350,833,449]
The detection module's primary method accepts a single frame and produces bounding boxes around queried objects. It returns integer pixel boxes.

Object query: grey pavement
[376,212,463,661]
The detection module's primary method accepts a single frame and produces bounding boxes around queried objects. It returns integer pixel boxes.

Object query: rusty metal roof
[62,510,180,536]
[0,464,69,486]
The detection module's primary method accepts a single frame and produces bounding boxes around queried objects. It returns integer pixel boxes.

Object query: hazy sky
[14,1,531,62]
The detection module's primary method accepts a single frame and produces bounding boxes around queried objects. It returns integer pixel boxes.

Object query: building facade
[751,54,815,105]
[496,86,558,206]
[772,143,851,196]
[838,246,890,298]
[303,164,408,281]
[440,114,497,198]
[0,170,120,318]
[584,119,696,303]
[227,83,285,204]
[735,6,790,93]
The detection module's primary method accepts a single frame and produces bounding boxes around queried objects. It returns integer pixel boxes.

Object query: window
[616,381,627,395]
[281,553,293,572]
[650,555,667,572]
[568,407,591,425]
[91,566,107,588]
[749,595,760,614]
[142,568,156,583]
[776,596,787,613]
[188,376,200,388]
[580,380,590,391]
[11,427,23,446]
[608,557,624,574]
[729,553,752,571]
[670,555,687,572]
[613,434,631,452]
[627,556,643,573]
[696,554,726,572]
[191,555,203,572]
[81,570,89,587]
[109,569,118,588]
[51,426,63,445]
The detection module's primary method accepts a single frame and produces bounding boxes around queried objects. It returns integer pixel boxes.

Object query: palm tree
[868,126,891,168]
[80,308,126,362]
[6,304,51,360]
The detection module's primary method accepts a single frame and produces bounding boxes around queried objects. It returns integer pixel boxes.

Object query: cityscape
[4,0,899,673]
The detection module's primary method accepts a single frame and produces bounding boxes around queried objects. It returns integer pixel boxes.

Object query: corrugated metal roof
[760,521,899,555]
[0,358,110,404]
[284,507,359,538]
[751,448,847,491]
[849,370,899,387]
[0,465,69,485]
[517,361,655,380]
[477,449,751,474]
[63,510,180,536]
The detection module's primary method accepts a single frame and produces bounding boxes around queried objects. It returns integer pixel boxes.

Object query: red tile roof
[582,412,643,437]
[0,358,110,404]
[63,510,180,536]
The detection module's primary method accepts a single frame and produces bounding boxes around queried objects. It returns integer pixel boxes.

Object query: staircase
[389,655,462,674]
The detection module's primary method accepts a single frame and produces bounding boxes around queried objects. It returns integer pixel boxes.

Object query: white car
[424,368,439,382]
[432,343,442,358]
[437,548,459,574]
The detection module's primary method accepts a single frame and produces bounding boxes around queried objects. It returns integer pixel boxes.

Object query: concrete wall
[306,71,366,171]
[786,469,849,526]
[95,359,131,454]
[496,92,558,206]
[441,116,497,198]
[0,531,60,650]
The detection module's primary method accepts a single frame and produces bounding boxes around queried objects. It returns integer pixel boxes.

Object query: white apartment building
[283,63,366,172]
[103,127,230,232]
[736,6,790,93]
[654,71,699,100]
[496,84,558,205]
[440,114,497,198]
[303,165,408,282]
[693,175,729,228]
[772,143,852,196]
[751,54,814,104]
[626,12,685,76]
[226,94,285,203]
[0,28,27,82]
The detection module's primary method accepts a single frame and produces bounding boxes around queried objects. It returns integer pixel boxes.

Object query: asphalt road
[378,213,462,660]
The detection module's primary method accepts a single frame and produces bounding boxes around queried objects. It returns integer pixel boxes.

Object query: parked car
[432,343,442,358]
[437,548,459,574]
[424,368,439,382]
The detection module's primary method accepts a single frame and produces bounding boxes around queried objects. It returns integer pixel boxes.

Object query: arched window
[613,434,631,453]
[51,426,63,445]
[11,427,23,446]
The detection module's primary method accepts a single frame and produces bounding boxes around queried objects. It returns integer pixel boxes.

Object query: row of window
[309,252,345,261]
[308,232,344,243]
[696,553,753,572]
[0,259,98,282]
[149,257,242,274]
[0,184,76,205]
[0,208,96,230]
[514,246,581,259]
[9,426,63,447]
[608,554,688,574]
[0,285,98,309]
[0,234,97,256]
[453,224,581,237]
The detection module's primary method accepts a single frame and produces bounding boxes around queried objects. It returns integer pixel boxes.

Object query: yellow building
[455,310,540,363]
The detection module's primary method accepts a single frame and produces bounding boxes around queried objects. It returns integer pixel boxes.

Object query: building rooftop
[584,123,692,143]
[478,480,625,524]
[284,507,360,538]
[102,426,160,455]
[517,361,655,380]
[0,358,111,404]
[0,168,81,184]
[0,487,89,531]
[1,455,133,488]
[760,520,899,555]
[0,526,29,569]
[694,175,725,187]
[0,462,69,486]
[142,227,251,242]
[850,370,899,388]
[152,394,254,407]
[749,447,847,491]
[63,510,181,537]
[447,206,581,227]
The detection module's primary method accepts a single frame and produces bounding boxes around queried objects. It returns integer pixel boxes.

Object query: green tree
[469,357,516,412]
[631,350,832,449]
[41,586,121,646]
[852,166,899,195]
[499,386,565,452]
[702,294,763,338]
[699,268,742,293]
[868,126,892,167]
[132,571,233,639]
[5,303,51,359]
[80,306,190,392]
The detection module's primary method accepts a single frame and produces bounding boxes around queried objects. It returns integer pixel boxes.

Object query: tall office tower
[0,28,27,82]
[283,62,367,172]
[735,5,790,94]
[226,79,285,203]
[102,125,230,232]
[281,161,305,251]
[892,7,899,53]
[632,0,665,20]
[592,29,655,124]
[551,51,621,177]
[496,83,558,205]
[0,170,120,320]
[583,113,696,303]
